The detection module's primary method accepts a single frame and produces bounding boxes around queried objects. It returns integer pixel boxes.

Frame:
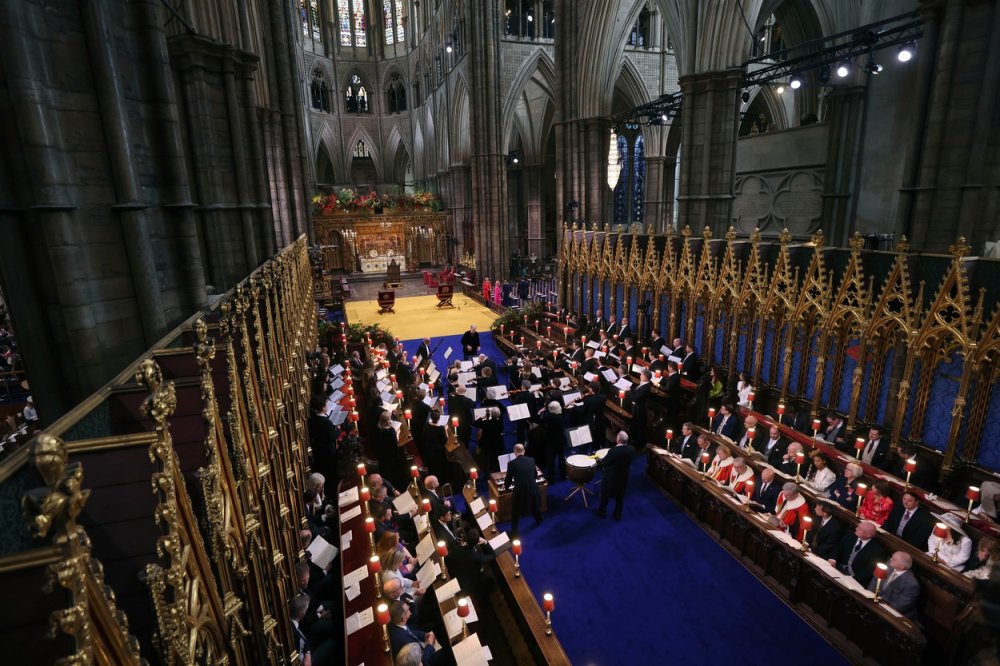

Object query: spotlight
[446,44,453,53]
[741,90,750,103]
[836,61,850,78]
[790,76,802,90]
[897,42,915,62]
[864,58,883,74]
[661,113,668,122]
[776,85,785,95]
[527,12,533,22]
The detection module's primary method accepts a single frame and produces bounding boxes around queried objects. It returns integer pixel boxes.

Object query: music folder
[506,403,530,421]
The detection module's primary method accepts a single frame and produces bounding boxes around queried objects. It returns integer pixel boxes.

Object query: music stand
[377,290,395,314]
[436,284,454,308]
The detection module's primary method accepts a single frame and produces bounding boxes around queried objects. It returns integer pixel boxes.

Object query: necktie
[863,440,878,464]
[897,510,912,536]
[848,539,864,573]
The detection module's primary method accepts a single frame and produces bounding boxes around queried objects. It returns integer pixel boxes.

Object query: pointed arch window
[310,69,331,112]
[337,0,368,47]
[300,0,322,43]
[611,124,646,226]
[346,74,369,113]
[385,73,406,113]
[384,0,405,45]
[354,140,370,158]
[629,4,652,47]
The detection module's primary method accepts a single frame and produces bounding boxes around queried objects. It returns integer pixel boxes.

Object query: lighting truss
[610,91,683,128]
[742,11,923,87]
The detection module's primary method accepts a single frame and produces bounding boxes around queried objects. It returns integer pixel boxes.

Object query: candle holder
[360,486,371,516]
[812,419,821,438]
[700,453,710,479]
[855,483,868,517]
[777,403,785,423]
[903,458,916,490]
[932,522,948,562]
[457,597,470,638]
[800,517,813,552]
[365,517,376,550]
[854,438,866,461]
[468,468,479,499]
[794,453,805,482]
[377,602,391,652]
[872,563,889,603]
[543,593,555,636]
[489,499,498,534]
[358,462,367,479]
[410,465,420,494]
[744,481,755,512]
[437,541,450,579]
[369,554,382,592]
[966,486,981,523]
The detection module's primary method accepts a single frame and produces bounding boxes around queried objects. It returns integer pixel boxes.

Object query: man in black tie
[661,361,682,427]
[821,414,847,451]
[681,343,700,380]
[752,467,782,513]
[289,594,314,665]
[421,476,452,520]
[881,491,934,549]
[672,422,698,459]
[617,319,632,342]
[755,425,787,467]
[649,329,666,355]
[595,431,636,521]
[591,309,608,337]
[504,444,543,535]
[415,337,432,365]
[829,521,883,587]
[859,426,890,468]
[810,501,844,560]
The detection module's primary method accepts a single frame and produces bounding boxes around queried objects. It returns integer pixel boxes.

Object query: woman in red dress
[859,479,894,525]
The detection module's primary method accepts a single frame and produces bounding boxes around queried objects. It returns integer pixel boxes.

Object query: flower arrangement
[311,189,443,215]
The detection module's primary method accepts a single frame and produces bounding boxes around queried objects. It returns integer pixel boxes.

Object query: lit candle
[347,398,356,409]
[536,340,542,350]
[811,419,821,436]
[747,390,755,403]
[546,326,551,336]
[933,522,949,539]
[744,479,755,498]
[396,390,403,401]
[854,437,866,452]
[618,390,626,407]
[665,429,673,442]
[512,539,522,555]
[452,416,459,428]
[358,462,367,477]
[469,468,478,481]
[349,411,359,422]
[410,465,420,479]
[457,597,470,618]
[747,427,756,440]
[873,562,889,580]
[967,486,981,502]
[582,336,587,345]
[708,407,716,420]
[904,458,917,473]
[376,602,390,626]
[794,452,806,465]
[543,593,555,612]
[360,486,371,502]
[500,324,505,335]
[654,370,661,379]
[777,402,785,415]
[421,498,431,514]
[700,451,711,467]
[800,515,813,550]
[436,540,448,557]
[520,336,525,346]
[390,374,396,385]
[404,409,412,422]
[368,554,381,574]
[364,517,376,534]
[439,397,446,407]
[642,347,648,356]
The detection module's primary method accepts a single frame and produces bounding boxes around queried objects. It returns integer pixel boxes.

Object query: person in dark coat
[448,385,476,445]
[580,380,608,452]
[460,324,481,359]
[629,369,653,449]
[595,431,636,520]
[810,501,844,560]
[829,521,884,588]
[541,401,567,481]
[474,406,505,473]
[418,410,451,482]
[881,491,935,549]
[308,396,339,482]
[374,410,408,490]
[407,389,432,451]
[504,444,543,535]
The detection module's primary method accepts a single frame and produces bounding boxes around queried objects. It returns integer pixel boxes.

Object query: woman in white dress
[804,454,837,497]
[736,372,753,408]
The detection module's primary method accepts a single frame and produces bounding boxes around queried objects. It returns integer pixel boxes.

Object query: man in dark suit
[407,389,432,449]
[476,353,498,380]
[387,600,439,664]
[884,442,937,491]
[882,491,935,549]
[580,348,599,377]
[460,324,480,359]
[580,381,608,451]
[755,424,788,467]
[829,521,884,588]
[866,551,920,621]
[681,343,700,381]
[661,362,682,427]
[735,415,761,451]
[671,421,698,459]
[421,475,452,520]
[693,434,717,470]
[810,501,844,560]
[591,309,608,337]
[596,431,636,520]
[504,444,543,535]
[751,467,782,513]
[415,337,432,365]
[821,414,848,451]
[629,369,653,448]
[859,425,890,468]
[448,385,476,445]
[711,403,740,440]
[617,320,632,342]
[649,329,666,355]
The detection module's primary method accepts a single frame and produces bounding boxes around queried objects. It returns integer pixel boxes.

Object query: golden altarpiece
[313,212,447,274]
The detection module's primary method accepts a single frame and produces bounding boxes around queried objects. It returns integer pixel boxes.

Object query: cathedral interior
[1,0,999,664]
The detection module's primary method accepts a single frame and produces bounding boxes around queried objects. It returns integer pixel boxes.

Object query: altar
[313,211,447,274]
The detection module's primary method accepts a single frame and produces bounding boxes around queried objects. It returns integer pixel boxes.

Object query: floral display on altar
[311,188,442,215]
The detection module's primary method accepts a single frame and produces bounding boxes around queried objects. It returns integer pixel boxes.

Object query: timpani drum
[566,454,597,484]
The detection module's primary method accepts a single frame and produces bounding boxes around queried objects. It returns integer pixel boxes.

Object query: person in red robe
[725,457,755,494]
[708,445,735,484]
[773,483,811,541]
[482,278,491,303]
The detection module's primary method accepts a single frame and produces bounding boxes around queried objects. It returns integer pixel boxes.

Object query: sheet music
[506,403,530,421]
[586,340,601,349]
[473,408,488,420]
[344,564,368,588]
[330,389,345,403]
[476,512,493,531]
[428,369,441,383]
[423,395,437,407]
[460,361,474,371]
[377,380,391,392]
[414,513,429,535]
[380,391,395,404]
[487,531,510,554]
[453,634,488,666]
[377,369,388,380]
[465,387,477,402]
[427,361,437,375]
[498,453,516,473]
[341,505,362,522]
[437,576,461,602]
[436,414,450,426]
[594,350,606,359]
[416,533,435,564]
[330,377,344,391]
[338,486,359,507]
[330,364,345,376]
[344,582,361,601]
[469,497,486,515]
[584,372,598,382]
[614,377,633,391]
[457,372,477,386]
[444,346,453,359]
[569,425,592,447]
[601,368,617,381]
[486,385,509,400]
[341,531,353,548]
[563,391,581,406]
[668,355,682,364]
[306,535,339,571]
[531,367,542,378]
[345,607,374,636]
[392,492,417,515]
[529,383,543,393]
[660,345,672,357]
[558,377,571,389]
[416,559,438,591]
[608,353,620,362]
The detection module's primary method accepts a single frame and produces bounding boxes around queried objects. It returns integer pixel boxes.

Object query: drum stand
[564,479,595,507]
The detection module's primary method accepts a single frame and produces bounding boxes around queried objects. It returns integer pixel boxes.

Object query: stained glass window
[357,87,368,112]
[354,140,369,158]
[300,1,310,37]
[354,2,367,47]
[632,135,646,223]
[310,0,321,41]
[613,134,630,225]
[384,0,394,44]
[395,0,405,42]
[338,0,351,45]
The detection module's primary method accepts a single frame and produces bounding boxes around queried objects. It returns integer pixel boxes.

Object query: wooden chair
[383,259,402,289]
[377,290,395,314]
[436,284,454,308]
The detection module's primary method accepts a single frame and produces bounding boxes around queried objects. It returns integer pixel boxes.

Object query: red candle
[452,416,459,428]
[904,458,917,473]
[744,479,755,497]
[360,486,371,501]
[794,452,806,465]
[390,374,396,384]
[564,327,570,336]
[601,345,608,353]
[654,370,661,379]
[345,375,353,385]
[552,350,558,360]
[747,427,756,439]
[410,465,420,478]
[396,390,403,401]
[457,597,470,618]
[488,499,497,513]
[747,390,755,402]
[358,462,367,477]
[376,602,390,626]
[439,398,446,407]
[404,409,412,420]
[708,407,716,420]
[542,593,555,612]
[512,539,522,555]
[368,554,381,574]
[437,540,448,557]
[811,419,821,431]
[618,390,626,401]
[626,357,633,367]
[967,486,981,502]
[701,451,711,465]
[469,468,478,481]
[801,515,813,532]
[520,336,525,346]
[856,482,868,497]
[854,437,866,450]
[349,411,359,422]
[642,347,648,356]
[419,367,425,376]
[873,562,889,580]
[500,324,505,334]
[665,429,673,441]
[777,403,785,415]
[421,498,431,514]
[347,398,356,409]
[933,522,949,539]
[364,517,376,533]
[582,336,587,345]
[345,386,354,397]
[547,326,552,336]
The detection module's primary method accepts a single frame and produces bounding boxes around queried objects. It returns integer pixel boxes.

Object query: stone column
[525,164,544,257]
[677,69,741,234]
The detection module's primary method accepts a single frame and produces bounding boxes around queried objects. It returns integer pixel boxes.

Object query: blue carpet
[400,331,510,391]
[495,455,848,666]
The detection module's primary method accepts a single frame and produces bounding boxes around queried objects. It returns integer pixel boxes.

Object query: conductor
[504,444,543,535]
[595,431,636,521]
[461,324,481,359]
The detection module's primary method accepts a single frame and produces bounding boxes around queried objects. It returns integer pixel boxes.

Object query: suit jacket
[650,337,666,354]
[504,455,541,512]
[415,342,432,364]
[477,357,498,379]
[834,535,884,587]
[591,316,608,336]
[860,438,890,468]
[712,413,740,440]
[448,394,476,442]
[618,323,632,341]
[662,372,682,414]
[811,516,844,560]
[460,330,480,355]
[672,434,697,459]
[755,437,788,467]
[423,489,450,521]
[752,478,782,513]
[882,504,935,549]
[867,569,920,621]
[681,353,700,380]
[823,422,847,450]
[599,444,636,494]
[388,622,431,660]
[629,382,653,444]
